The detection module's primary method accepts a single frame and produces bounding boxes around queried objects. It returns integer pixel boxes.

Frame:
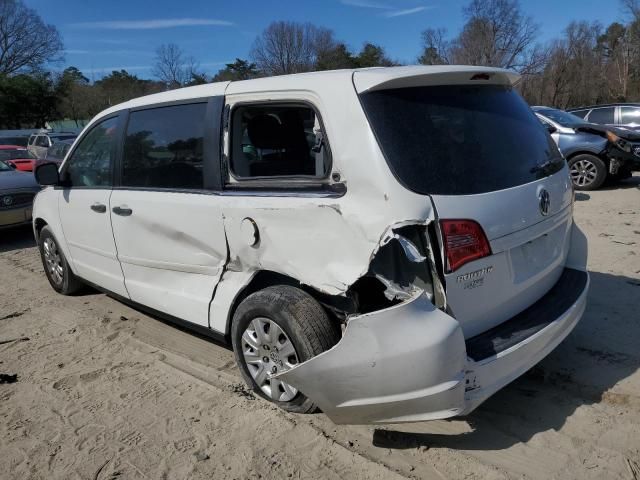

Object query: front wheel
[231,285,340,413]
[38,226,83,295]
[568,154,607,190]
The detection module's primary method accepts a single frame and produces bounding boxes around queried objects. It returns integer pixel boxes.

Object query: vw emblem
[539,189,550,216]
[2,195,12,206]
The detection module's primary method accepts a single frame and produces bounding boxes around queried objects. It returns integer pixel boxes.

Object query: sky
[24,0,630,80]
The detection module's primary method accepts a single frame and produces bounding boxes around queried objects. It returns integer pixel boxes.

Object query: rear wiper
[530,160,554,174]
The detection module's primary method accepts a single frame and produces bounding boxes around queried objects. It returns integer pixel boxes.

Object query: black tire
[568,154,607,191]
[38,225,83,295]
[231,285,340,414]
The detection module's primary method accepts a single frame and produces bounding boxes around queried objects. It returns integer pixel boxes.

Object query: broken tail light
[440,219,491,273]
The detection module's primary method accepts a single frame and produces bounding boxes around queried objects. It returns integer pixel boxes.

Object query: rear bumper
[462,268,588,414]
[276,228,589,424]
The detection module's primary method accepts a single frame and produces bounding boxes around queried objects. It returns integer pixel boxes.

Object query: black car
[0,159,40,229]
[567,103,640,131]
[533,106,640,190]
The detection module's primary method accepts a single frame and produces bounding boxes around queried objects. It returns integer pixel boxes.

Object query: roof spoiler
[353,66,520,94]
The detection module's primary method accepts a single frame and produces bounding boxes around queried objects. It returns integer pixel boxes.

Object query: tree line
[1,0,640,129]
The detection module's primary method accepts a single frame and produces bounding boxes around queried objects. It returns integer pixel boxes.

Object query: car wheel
[231,285,340,413]
[568,154,607,190]
[38,226,83,295]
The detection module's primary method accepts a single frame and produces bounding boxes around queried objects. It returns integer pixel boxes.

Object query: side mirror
[546,124,557,134]
[35,162,60,186]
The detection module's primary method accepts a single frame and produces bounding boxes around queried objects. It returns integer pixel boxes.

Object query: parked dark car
[0,159,40,229]
[533,106,640,190]
[567,103,640,130]
[0,135,29,147]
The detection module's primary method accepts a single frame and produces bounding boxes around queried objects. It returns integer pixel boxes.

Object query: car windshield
[359,85,564,195]
[0,149,36,161]
[537,108,589,128]
[0,161,12,171]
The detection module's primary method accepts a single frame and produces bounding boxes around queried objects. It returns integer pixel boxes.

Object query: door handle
[90,203,106,213]
[112,206,133,216]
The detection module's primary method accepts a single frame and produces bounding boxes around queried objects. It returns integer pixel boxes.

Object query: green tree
[212,58,259,81]
[0,72,58,128]
[355,43,395,67]
[316,43,359,70]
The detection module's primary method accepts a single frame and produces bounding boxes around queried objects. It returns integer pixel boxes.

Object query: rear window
[360,85,564,195]
[587,107,614,124]
[122,103,206,190]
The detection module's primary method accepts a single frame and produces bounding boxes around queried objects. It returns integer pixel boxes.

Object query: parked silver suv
[27,132,76,159]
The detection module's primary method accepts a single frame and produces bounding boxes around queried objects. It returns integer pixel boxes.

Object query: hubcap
[43,237,64,285]
[570,159,597,187]
[241,317,299,402]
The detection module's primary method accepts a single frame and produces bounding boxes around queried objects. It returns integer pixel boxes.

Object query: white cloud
[382,6,432,17]
[340,0,391,9]
[70,18,234,30]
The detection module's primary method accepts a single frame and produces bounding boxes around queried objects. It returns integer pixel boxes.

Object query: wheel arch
[33,217,48,240]
[224,270,352,340]
[566,150,609,165]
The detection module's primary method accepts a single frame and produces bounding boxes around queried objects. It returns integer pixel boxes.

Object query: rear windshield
[360,85,563,195]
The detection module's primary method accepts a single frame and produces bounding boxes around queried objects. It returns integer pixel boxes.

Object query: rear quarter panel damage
[275,291,466,424]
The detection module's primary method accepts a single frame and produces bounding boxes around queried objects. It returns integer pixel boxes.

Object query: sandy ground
[1,175,639,480]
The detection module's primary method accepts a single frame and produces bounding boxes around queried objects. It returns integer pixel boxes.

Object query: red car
[0,145,38,171]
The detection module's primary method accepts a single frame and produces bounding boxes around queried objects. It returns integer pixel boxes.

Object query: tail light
[440,219,491,273]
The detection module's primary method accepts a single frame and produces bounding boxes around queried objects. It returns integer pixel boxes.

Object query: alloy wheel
[43,237,64,285]
[570,159,598,187]
[241,317,300,401]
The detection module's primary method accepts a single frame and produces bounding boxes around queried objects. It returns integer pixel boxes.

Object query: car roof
[96,65,519,121]
[567,103,640,111]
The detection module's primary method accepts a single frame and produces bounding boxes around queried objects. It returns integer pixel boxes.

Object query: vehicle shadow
[0,225,36,253]
[574,192,590,201]
[600,174,640,191]
[372,270,640,451]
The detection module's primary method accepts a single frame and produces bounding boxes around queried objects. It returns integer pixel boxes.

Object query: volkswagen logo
[539,189,550,216]
[2,195,12,207]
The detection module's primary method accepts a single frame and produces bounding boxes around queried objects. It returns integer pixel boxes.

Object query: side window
[571,109,589,119]
[122,103,206,189]
[65,117,118,187]
[36,136,49,147]
[230,103,329,179]
[587,107,614,124]
[620,107,640,125]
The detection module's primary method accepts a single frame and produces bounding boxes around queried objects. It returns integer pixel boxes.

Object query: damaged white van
[33,66,589,424]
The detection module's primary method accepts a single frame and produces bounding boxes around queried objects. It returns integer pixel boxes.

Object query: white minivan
[33,66,589,425]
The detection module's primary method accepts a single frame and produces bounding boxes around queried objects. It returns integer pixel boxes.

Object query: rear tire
[568,154,607,190]
[38,226,83,295]
[231,285,340,414]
